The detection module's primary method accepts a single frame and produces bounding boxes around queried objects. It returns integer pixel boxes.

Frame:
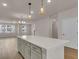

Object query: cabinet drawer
[31,51,42,59]
[31,44,42,54]
[23,40,31,47]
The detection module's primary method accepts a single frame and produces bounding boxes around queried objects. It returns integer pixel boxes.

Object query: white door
[24,46,31,59]
[31,50,42,59]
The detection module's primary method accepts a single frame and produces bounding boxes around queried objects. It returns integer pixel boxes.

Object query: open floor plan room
[0,0,78,59]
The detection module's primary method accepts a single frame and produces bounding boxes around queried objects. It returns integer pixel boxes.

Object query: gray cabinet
[17,37,66,59]
[18,39,31,59]
[17,38,21,52]
[17,39,25,56]
[24,45,31,59]
[31,50,42,59]
[17,38,46,59]
[31,44,42,59]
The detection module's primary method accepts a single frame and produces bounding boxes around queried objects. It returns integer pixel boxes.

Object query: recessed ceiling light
[47,0,51,3]
[2,3,7,6]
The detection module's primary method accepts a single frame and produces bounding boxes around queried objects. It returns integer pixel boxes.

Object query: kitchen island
[17,35,68,59]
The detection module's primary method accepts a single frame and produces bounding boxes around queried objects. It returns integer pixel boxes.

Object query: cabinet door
[17,39,22,52]
[21,43,25,56]
[17,39,25,56]
[31,50,42,59]
[24,46,31,59]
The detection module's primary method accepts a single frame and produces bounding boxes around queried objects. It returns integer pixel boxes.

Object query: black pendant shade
[28,3,31,5]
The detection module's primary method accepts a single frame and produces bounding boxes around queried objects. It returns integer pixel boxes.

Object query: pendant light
[40,0,45,15]
[28,3,32,19]
[47,0,51,3]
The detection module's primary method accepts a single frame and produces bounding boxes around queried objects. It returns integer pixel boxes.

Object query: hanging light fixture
[47,0,51,3]
[40,0,45,15]
[28,3,32,19]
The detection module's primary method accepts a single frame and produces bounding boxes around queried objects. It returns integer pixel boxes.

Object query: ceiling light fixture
[40,7,44,14]
[28,3,32,20]
[28,15,32,19]
[47,0,51,3]
[30,11,34,14]
[40,0,45,15]
[2,3,7,6]
[22,21,26,24]
[18,21,21,24]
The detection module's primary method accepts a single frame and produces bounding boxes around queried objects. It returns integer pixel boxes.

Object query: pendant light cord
[41,0,43,7]
[28,3,31,15]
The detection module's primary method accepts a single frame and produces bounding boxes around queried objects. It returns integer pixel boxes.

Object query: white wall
[33,15,58,38]
[58,7,78,49]
[33,18,49,37]
[33,7,78,49]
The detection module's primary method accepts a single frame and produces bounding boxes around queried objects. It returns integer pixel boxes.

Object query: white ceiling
[0,0,77,21]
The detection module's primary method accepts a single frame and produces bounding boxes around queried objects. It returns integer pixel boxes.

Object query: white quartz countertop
[18,35,68,49]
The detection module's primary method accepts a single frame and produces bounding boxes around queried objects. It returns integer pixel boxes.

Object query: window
[6,25,15,33]
[0,24,15,33]
[21,25,27,33]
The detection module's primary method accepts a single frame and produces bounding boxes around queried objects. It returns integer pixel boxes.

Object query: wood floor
[0,37,22,59]
[64,47,78,59]
[0,38,78,59]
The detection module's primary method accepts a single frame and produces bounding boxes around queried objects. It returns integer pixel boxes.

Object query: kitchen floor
[64,47,78,59]
[0,37,22,59]
[0,38,78,59]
